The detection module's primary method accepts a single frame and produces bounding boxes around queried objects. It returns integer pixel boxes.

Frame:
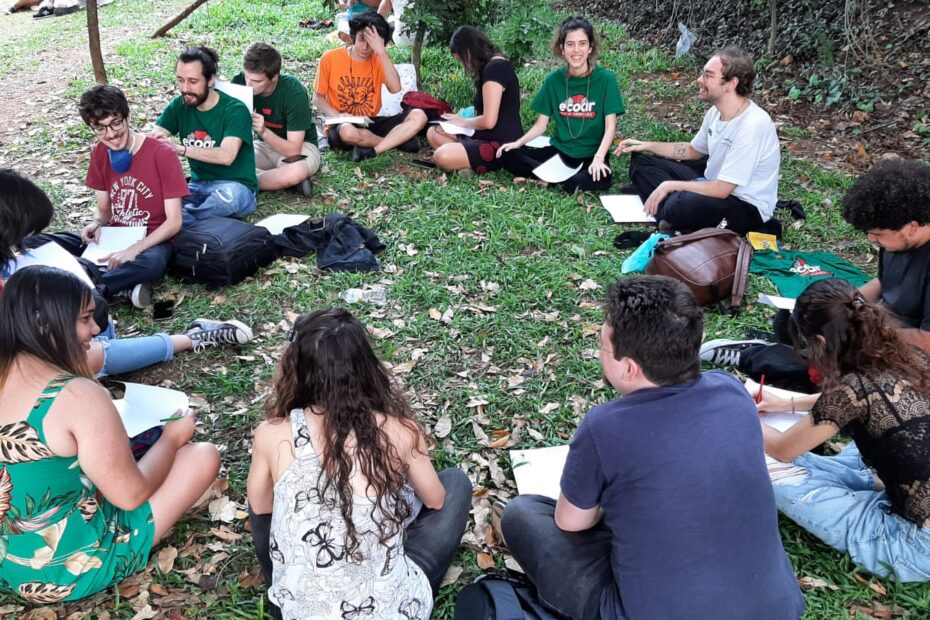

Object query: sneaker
[185,319,254,351]
[699,339,769,367]
[288,178,314,198]
[351,146,377,162]
[130,282,152,309]
[398,137,420,153]
[743,329,777,343]
[33,5,54,18]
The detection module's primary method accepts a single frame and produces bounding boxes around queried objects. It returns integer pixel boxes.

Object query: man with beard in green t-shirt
[233,43,320,199]
[151,46,258,225]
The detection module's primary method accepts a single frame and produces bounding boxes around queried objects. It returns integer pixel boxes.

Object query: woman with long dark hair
[497,16,624,193]
[247,308,471,619]
[0,266,220,602]
[427,26,523,176]
[760,278,930,581]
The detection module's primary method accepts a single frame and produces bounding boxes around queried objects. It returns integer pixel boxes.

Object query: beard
[181,88,209,107]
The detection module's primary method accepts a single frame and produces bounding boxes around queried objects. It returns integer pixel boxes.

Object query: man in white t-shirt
[616,46,780,235]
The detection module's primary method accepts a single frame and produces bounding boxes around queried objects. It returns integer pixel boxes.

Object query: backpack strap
[730,237,754,307]
[481,579,527,620]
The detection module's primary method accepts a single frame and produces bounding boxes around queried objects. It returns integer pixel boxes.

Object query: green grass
[1,0,929,617]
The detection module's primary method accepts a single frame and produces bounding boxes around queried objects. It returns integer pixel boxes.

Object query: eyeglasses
[90,117,127,136]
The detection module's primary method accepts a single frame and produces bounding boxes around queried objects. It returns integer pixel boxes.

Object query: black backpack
[170,217,279,288]
[454,575,564,620]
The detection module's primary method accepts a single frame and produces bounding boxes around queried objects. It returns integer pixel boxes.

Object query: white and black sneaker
[113,282,153,309]
[699,339,769,367]
[185,319,254,351]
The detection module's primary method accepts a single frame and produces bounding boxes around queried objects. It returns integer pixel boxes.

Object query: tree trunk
[87,0,107,83]
[151,0,210,39]
[411,27,424,87]
[768,0,778,59]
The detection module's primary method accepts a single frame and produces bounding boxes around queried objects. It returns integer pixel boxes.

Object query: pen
[755,374,766,404]
[159,415,184,423]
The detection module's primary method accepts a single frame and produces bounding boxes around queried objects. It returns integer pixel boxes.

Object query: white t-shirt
[690,102,780,221]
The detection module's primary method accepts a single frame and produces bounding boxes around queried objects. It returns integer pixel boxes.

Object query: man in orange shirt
[314,12,426,162]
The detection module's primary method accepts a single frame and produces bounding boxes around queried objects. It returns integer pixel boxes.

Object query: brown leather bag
[645,228,753,307]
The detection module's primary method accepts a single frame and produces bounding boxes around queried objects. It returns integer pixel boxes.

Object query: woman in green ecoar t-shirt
[497,16,624,193]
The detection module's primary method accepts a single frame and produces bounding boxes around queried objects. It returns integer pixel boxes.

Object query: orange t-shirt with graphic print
[315,47,386,117]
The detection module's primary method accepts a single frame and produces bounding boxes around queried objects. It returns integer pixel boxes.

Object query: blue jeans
[502,495,615,620]
[771,443,930,582]
[182,180,257,225]
[94,333,174,377]
[26,232,173,298]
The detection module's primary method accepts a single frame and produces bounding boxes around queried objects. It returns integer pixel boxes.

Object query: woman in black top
[760,278,930,582]
[427,26,523,175]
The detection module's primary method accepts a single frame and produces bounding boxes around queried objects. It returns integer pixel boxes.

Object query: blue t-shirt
[561,371,804,620]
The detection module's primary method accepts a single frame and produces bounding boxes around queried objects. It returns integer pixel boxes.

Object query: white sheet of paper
[526,135,551,148]
[80,226,146,265]
[744,378,810,431]
[8,242,94,288]
[532,155,582,184]
[509,445,569,500]
[600,194,655,223]
[215,80,253,111]
[757,294,796,311]
[113,382,189,437]
[255,213,310,235]
[431,120,474,137]
[322,115,371,127]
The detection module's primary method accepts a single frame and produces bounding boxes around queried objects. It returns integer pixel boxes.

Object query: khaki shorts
[254,140,321,177]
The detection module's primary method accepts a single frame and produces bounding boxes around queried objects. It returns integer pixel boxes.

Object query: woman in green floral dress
[0,266,220,603]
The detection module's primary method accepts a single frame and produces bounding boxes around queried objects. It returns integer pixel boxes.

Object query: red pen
[755,374,766,404]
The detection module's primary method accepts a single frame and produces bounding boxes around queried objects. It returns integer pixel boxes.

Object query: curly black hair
[841,158,930,232]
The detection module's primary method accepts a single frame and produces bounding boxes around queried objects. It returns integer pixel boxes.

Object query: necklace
[713,99,750,136]
[564,67,592,140]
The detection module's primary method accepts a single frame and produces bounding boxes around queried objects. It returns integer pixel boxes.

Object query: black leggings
[500,145,612,193]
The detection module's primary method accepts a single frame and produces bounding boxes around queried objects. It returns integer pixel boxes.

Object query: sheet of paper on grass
[532,155,582,184]
[600,194,655,223]
[256,213,310,235]
[757,294,796,311]
[113,382,189,437]
[432,120,474,137]
[322,115,371,127]
[745,378,810,431]
[526,135,551,148]
[215,80,254,111]
[80,226,146,265]
[9,242,94,288]
[510,445,569,500]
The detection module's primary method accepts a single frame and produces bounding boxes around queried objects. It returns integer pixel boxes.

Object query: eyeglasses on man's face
[90,117,127,136]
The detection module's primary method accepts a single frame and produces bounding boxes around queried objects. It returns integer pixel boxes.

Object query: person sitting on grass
[1,168,254,379]
[151,46,258,224]
[501,275,805,620]
[497,16,623,193]
[232,42,321,198]
[314,12,428,162]
[760,277,930,582]
[0,265,221,603]
[247,308,471,620]
[615,46,780,234]
[426,26,523,177]
[46,84,186,310]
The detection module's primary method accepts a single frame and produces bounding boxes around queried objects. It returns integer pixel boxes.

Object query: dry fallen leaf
[476,552,496,570]
[440,565,464,587]
[434,414,453,439]
[156,546,178,574]
[869,581,888,597]
[797,576,838,590]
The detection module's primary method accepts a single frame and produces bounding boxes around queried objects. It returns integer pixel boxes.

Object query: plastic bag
[621,232,670,274]
[675,22,697,57]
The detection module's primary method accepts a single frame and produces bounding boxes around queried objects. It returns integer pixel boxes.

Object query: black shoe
[351,146,377,162]
[33,5,54,17]
[744,329,777,343]
[398,138,420,153]
[53,3,81,16]
[288,178,314,198]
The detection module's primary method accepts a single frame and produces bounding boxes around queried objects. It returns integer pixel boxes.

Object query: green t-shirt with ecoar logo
[156,90,258,192]
[231,72,318,144]
[532,64,625,160]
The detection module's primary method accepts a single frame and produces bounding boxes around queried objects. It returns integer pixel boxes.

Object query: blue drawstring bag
[622,232,669,274]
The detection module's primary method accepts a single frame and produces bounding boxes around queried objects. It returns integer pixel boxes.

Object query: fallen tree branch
[151,0,210,39]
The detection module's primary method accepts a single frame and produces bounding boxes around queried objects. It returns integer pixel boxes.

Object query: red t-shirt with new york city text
[85,137,189,234]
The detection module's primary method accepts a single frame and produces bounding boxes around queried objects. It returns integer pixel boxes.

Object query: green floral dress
[0,374,154,603]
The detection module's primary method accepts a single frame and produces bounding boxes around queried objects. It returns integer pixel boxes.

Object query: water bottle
[341,288,387,305]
